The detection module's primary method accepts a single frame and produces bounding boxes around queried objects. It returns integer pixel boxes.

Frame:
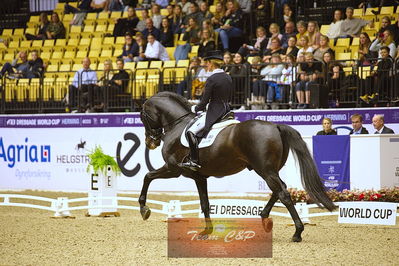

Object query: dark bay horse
[139,91,336,242]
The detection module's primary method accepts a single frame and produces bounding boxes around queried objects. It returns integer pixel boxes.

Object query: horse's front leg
[194,176,213,235]
[139,164,181,220]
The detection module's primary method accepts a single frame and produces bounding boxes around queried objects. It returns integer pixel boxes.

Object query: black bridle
[141,109,191,142]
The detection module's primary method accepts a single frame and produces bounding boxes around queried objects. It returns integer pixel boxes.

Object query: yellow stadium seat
[42,77,55,101]
[46,64,59,72]
[98,12,109,20]
[16,79,30,102]
[107,24,115,33]
[353,8,363,17]
[162,67,175,84]
[358,66,372,79]
[136,61,149,69]
[175,67,187,80]
[62,13,74,22]
[76,50,88,59]
[25,28,37,36]
[29,15,40,24]
[113,49,123,57]
[110,11,122,19]
[8,41,19,49]
[88,50,100,58]
[351,37,360,46]
[28,78,40,101]
[1,29,13,36]
[64,50,76,59]
[320,25,330,35]
[103,36,115,45]
[100,49,113,58]
[166,47,175,60]
[40,51,52,60]
[146,74,159,97]
[95,24,107,33]
[163,60,176,68]
[52,51,64,60]
[4,79,16,102]
[67,38,79,47]
[336,52,351,61]
[55,39,67,47]
[124,62,136,71]
[4,53,15,61]
[160,9,168,16]
[115,36,125,45]
[90,37,103,50]
[150,60,163,69]
[133,75,146,98]
[59,64,71,72]
[70,25,82,33]
[177,59,189,67]
[72,63,81,71]
[43,39,55,47]
[79,38,91,46]
[31,40,43,48]
[335,38,350,47]
[13,28,25,36]
[333,46,347,54]
[365,7,378,16]
[83,24,95,33]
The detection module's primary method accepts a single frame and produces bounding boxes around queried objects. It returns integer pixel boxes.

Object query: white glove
[191,105,197,113]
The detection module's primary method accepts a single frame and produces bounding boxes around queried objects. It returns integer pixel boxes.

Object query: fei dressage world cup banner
[313,135,350,191]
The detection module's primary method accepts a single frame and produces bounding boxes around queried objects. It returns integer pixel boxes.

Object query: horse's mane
[152,91,191,110]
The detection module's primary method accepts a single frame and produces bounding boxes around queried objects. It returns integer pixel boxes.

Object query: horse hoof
[199,228,213,236]
[140,206,151,220]
[262,218,273,233]
[291,235,302,242]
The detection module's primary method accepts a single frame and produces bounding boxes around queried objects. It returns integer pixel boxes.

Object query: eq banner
[313,135,351,191]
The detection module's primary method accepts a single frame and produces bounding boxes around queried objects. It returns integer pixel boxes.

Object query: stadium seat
[52,51,64,60]
[150,60,163,69]
[146,74,160,97]
[3,53,15,62]
[353,8,363,17]
[124,62,136,71]
[166,47,175,60]
[31,40,43,48]
[100,49,113,59]
[86,13,97,21]
[5,79,16,102]
[40,51,52,61]
[335,52,351,61]
[98,12,109,20]
[59,64,71,72]
[351,37,360,46]
[95,24,107,33]
[133,75,146,98]
[88,50,100,59]
[67,38,79,47]
[43,39,55,48]
[8,41,19,49]
[42,77,55,101]
[64,50,76,59]
[28,78,40,101]
[136,61,149,69]
[79,38,91,47]
[115,36,125,45]
[113,49,123,57]
[13,28,25,37]
[107,24,115,33]
[103,37,115,46]
[177,59,189,67]
[163,60,176,68]
[1,29,13,36]
[365,7,378,16]
[47,64,59,72]
[25,28,37,36]
[90,37,103,50]
[16,79,30,102]
[320,25,330,35]
[335,38,350,48]
[76,50,88,59]
[110,11,122,20]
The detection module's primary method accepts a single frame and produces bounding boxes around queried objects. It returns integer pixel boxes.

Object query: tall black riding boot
[179,131,201,170]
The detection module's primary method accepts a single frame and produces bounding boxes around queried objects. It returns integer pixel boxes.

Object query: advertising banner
[313,135,351,191]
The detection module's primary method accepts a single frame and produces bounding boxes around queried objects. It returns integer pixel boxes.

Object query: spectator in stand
[198,29,216,58]
[136,9,149,33]
[26,13,49,40]
[313,35,334,62]
[372,114,395,134]
[174,17,200,61]
[297,35,314,59]
[230,48,250,107]
[282,4,294,26]
[211,2,225,30]
[142,18,161,40]
[238,0,251,14]
[66,57,97,113]
[201,20,216,40]
[370,29,397,58]
[265,54,285,105]
[296,20,308,47]
[358,32,376,66]
[316,118,337,135]
[277,54,297,103]
[155,0,169,8]
[107,0,124,11]
[0,50,43,79]
[160,18,174,47]
[295,52,323,108]
[199,2,213,24]
[165,4,174,22]
[108,58,130,96]
[46,12,65,39]
[64,0,105,14]
[281,36,299,60]
[266,23,283,49]
[113,6,139,36]
[222,51,234,74]
[144,33,170,61]
[248,56,263,105]
[340,7,373,38]
[216,0,244,52]
[119,33,139,63]
[151,4,163,29]
[349,114,369,134]
[176,57,201,96]
[326,62,345,105]
[172,5,185,34]
[378,16,399,45]
[184,2,202,26]
[179,0,191,15]
[263,37,284,62]
[327,9,344,41]
[307,21,322,49]
[281,21,297,48]
[242,26,267,57]
[133,33,147,62]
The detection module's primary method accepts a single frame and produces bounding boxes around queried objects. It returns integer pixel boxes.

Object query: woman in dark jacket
[26,13,49,40]
[316,118,337,135]
[160,18,174,47]
[198,29,215,58]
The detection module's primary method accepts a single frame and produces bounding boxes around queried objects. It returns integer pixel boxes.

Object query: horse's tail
[277,124,336,211]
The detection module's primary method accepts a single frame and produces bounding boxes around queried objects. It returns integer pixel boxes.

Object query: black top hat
[236,46,248,58]
[204,50,223,61]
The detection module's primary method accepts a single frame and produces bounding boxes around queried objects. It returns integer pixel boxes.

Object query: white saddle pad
[180,117,240,148]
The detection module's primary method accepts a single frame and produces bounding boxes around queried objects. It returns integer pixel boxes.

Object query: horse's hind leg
[193,176,213,235]
[260,180,287,218]
[139,164,180,220]
[261,172,304,242]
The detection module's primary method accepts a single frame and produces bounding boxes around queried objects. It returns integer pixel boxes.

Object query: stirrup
[178,160,201,171]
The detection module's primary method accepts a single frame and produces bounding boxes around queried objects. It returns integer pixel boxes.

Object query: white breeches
[188,112,206,135]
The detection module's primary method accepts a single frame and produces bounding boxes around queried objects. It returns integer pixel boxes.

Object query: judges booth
[282,134,399,191]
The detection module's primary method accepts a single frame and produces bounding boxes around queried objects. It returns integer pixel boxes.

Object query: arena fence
[1,59,399,113]
[1,194,398,224]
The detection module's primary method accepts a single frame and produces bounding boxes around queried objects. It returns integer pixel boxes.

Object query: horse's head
[141,104,163,150]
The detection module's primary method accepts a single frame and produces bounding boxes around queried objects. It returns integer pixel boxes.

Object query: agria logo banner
[0,137,51,168]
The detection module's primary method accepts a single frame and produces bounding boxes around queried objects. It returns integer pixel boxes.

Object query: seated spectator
[326,9,343,40]
[151,4,163,29]
[266,23,283,49]
[211,2,225,30]
[136,9,150,33]
[119,33,139,63]
[89,0,108,12]
[281,36,299,60]
[201,19,216,40]
[144,34,170,61]
[172,5,185,34]
[141,18,161,40]
[296,20,308,47]
[0,51,43,79]
[281,21,297,48]
[66,57,97,113]
[307,21,322,49]
[133,33,147,62]
[242,26,267,57]
[199,1,213,24]
[265,54,285,105]
[316,118,337,135]
[370,29,396,58]
[378,16,399,45]
[222,51,234,74]
[107,0,124,11]
[295,52,323,108]
[191,58,211,99]
[155,0,169,8]
[340,7,373,38]
[358,32,377,66]
[165,4,174,22]
[26,13,49,40]
[238,0,251,14]
[282,4,294,26]
[276,54,297,104]
[297,35,314,59]
[46,12,65,39]
[349,114,369,135]
[179,0,191,15]
[262,37,284,62]
[216,0,244,52]
[176,57,201,96]
[198,29,216,58]
[372,114,395,134]
[109,58,130,95]
[183,2,202,27]
[230,49,250,105]
[313,35,334,62]
[174,17,200,61]
[160,18,174,47]
[64,0,97,14]
[113,6,139,36]
[326,62,345,105]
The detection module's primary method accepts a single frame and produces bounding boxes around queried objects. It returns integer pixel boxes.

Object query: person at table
[316,118,337,135]
[349,113,369,135]
[372,114,395,134]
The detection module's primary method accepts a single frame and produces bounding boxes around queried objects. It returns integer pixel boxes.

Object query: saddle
[180,112,240,149]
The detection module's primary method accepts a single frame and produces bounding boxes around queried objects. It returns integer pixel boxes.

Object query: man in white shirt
[372,114,395,134]
[144,34,170,61]
[349,113,369,134]
[67,57,98,112]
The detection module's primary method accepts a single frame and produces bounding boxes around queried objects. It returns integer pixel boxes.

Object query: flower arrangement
[86,146,121,176]
[287,187,399,203]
